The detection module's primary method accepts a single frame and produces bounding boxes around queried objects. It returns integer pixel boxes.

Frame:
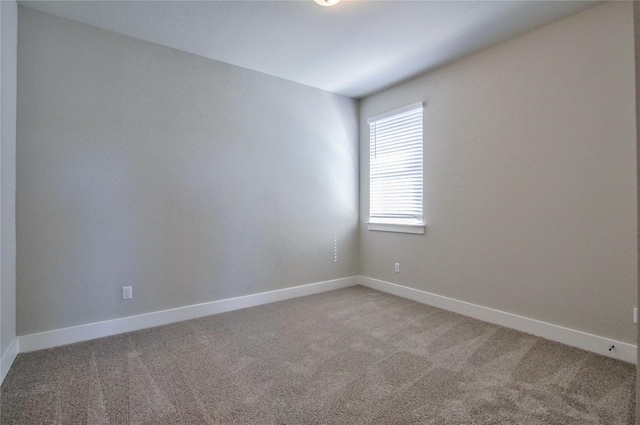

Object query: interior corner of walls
[0,0,18,370]
[1,337,19,385]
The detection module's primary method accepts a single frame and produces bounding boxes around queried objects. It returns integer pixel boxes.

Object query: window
[368,102,424,234]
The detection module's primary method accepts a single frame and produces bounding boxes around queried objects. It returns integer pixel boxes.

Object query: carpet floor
[0,286,636,424]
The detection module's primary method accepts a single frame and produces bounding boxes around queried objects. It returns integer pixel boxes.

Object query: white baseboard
[19,276,358,353]
[1,337,19,385]
[14,275,637,366]
[359,276,637,364]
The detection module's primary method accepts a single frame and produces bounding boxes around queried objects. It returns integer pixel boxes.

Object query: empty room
[0,0,639,423]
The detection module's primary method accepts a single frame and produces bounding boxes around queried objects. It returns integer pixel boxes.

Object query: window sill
[367,222,425,235]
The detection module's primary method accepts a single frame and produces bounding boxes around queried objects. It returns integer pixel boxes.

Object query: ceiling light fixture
[314,0,340,7]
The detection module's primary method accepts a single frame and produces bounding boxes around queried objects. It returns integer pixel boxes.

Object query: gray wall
[634,0,640,421]
[360,2,637,344]
[1,0,18,357]
[16,7,359,335]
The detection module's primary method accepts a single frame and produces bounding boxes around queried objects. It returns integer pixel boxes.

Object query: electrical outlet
[394,263,400,273]
[634,307,638,324]
[122,286,133,300]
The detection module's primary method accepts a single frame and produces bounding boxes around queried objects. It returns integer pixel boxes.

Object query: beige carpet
[1,286,635,424]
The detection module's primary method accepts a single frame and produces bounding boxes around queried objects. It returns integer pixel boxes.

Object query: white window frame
[367,102,425,235]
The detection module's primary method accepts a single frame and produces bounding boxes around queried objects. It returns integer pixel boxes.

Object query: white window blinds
[368,102,424,224]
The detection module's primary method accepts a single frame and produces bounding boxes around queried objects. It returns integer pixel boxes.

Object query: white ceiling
[19,0,601,98]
